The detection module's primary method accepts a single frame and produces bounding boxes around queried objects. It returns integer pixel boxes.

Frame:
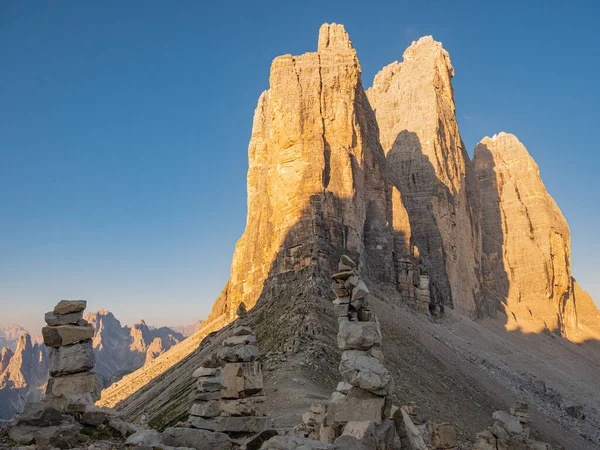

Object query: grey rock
[332,271,356,281]
[223,334,256,347]
[125,429,163,446]
[46,372,102,403]
[196,375,226,393]
[16,402,66,427]
[217,344,260,363]
[337,318,382,350]
[341,421,377,449]
[107,417,139,437]
[340,255,357,268]
[192,367,220,378]
[240,429,279,450]
[222,362,264,399]
[8,425,39,445]
[565,405,585,420]
[333,435,369,450]
[42,325,94,348]
[44,311,84,326]
[232,325,253,336]
[34,423,82,449]
[189,390,223,401]
[53,300,87,315]
[339,350,391,392]
[162,426,234,449]
[189,416,273,433]
[220,396,267,417]
[49,340,95,376]
[190,400,221,418]
[328,393,385,425]
[492,410,523,435]
[351,280,369,303]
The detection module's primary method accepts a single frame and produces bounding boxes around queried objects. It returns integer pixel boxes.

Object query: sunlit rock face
[474,132,600,341]
[205,23,396,329]
[367,36,483,317]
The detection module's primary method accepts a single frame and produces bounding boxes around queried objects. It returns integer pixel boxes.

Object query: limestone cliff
[474,132,600,341]
[204,23,395,330]
[367,36,483,317]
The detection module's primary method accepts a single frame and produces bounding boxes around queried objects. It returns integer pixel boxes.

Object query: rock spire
[367,36,483,317]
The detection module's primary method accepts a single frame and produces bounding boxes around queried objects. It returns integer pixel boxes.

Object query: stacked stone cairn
[7,300,140,449]
[164,302,276,449]
[317,255,397,448]
[474,401,553,450]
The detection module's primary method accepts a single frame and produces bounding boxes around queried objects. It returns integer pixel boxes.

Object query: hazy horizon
[2,1,599,333]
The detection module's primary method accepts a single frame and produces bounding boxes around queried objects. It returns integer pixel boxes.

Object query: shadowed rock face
[204,23,396,330]
[474,132,600,341]
[367,36,483,317]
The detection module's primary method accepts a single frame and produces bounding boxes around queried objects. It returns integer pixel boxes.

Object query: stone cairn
[297,255,397,448]
[172,302,275,448]
[7,300,139,449]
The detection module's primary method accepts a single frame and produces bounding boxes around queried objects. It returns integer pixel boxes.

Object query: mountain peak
[317,23,353,52]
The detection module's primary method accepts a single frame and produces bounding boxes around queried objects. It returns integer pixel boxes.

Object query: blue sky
[1,1,598,334]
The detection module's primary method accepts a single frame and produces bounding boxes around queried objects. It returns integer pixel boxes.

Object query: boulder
[217,344,260,363]
[42,325,94,348]
[375,419,396,448]
[44,311,84,326]
[333,435,369,449]
[46,372,102,403]
[240,429,279,450]
[162,427,234,449]
[344,276,359,290]
[327,393,385,425]
[220,396,267,416]
[53,300,87,315]
[341,421,377,448]
[221,362,264,398]
[17,402,67,427]
[339,350,391,392]
[8,425,39,445]
[125,429,163,446]
[428,422,455,449]
[190,400,221,418]
[80,406,110,426]
[34,423,83,449]
[49,340,95,376]
[337,319,382,350]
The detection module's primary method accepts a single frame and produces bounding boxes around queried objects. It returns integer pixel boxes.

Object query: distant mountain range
[0,311,199,420]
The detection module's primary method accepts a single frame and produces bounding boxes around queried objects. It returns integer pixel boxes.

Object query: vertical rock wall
[367,36,483,317]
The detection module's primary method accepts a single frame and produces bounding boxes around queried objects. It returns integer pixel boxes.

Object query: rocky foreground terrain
[0,312,187,420]
[2,22,599,450]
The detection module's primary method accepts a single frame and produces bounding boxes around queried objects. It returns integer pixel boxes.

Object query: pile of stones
[287,255,398,449]
[474,401,553,450]
[162,303,276,449]
[6,300,140,449]
[394,402,456,450]
[42,300,100,411]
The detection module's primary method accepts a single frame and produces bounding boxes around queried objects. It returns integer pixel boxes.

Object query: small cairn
[7,300,137,449]
[474,401,553,450]
[42,300,101,411]
[164,303,275,448]
[317,255,397,447]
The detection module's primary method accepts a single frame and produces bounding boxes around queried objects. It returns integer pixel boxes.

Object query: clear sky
[1,1,599,334]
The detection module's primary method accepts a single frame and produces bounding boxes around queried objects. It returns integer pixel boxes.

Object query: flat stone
[492,410,523,435]
[196,375,226,393]
[190,400,221,418]
[46,372,102,403]
[336,381,354,394]
[189,415,273,434]
[222,362,264,399]
[192,367,220,378]
[339,350,391,393]
[327,393,385,425]
[34,424,82,449]
[162,427,233,450]
[337,318,382,350]
[333,285,350,298]
[223,334,256,347]
[49,340,95,376]
[17,402,66,427]
[63,393,94,414]
[53,300,87,315]
[42,325,94,348]
[341,421,377,449]
[220,396,266,416]
[80,406,109,426]
[44,311,84,326]
[189,390,223,401]
[333,296,350,305]
[125,429,163,446]
[217,344,260,363]
[232,325,253,336]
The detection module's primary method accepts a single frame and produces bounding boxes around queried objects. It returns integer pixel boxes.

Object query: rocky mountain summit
[0,325,39,352]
